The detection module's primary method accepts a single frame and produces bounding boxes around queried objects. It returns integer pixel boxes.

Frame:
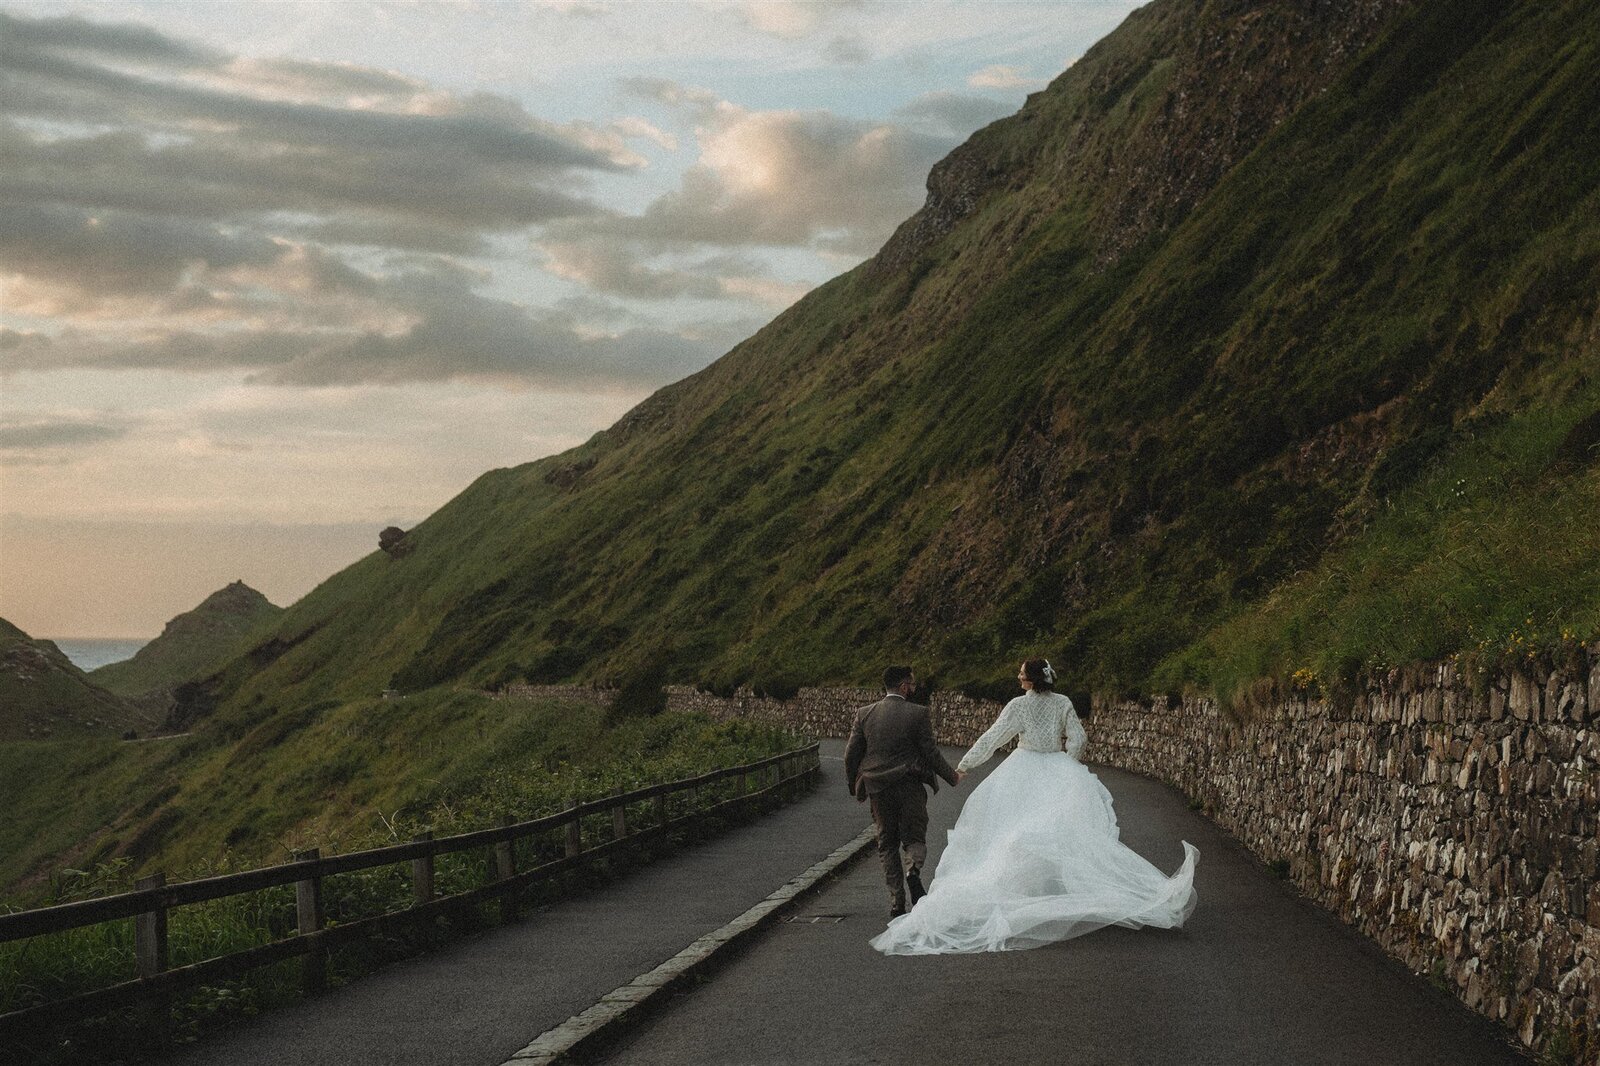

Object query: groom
[845,666,962,918]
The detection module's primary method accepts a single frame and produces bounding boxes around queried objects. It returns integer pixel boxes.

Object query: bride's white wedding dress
[870,690,1198,955]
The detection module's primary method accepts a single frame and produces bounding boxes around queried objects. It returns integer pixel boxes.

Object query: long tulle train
[870,750,1198,955]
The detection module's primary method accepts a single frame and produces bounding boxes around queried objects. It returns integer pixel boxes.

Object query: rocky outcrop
[0,617,150,741]
[379,526,412,558]
[91,581,282,714]
[1087,0,1413,265]
[873,0,1413,278]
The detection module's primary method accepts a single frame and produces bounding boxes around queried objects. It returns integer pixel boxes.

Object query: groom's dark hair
[883,665,914,691]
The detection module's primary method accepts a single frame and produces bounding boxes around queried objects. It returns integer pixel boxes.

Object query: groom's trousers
[868,775,930,907]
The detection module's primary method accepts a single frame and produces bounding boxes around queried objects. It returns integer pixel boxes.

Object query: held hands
[954,771,966,785]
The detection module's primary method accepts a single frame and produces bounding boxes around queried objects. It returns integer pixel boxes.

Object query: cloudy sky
[0,0,1139,639]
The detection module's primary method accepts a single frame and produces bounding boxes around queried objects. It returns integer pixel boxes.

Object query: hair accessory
[1042,659,1056,684]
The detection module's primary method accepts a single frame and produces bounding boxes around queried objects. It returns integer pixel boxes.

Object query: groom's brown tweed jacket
[844,694,960,802]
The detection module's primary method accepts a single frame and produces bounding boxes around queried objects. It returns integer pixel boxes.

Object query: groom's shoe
[906,868,926,906]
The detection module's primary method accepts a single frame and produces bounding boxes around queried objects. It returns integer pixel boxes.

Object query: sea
[51,638,150,672]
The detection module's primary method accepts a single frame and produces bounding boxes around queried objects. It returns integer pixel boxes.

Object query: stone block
[1534,759,1557,794]
[1555,682,1585,723]
[1590,653,1600,724]
[1510,673,1538,721]
[1423,689,1444,722]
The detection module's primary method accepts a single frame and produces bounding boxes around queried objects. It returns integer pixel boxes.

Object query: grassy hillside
[10,0,1600,947]
[0,618,155,741]
[182,0,1595,721]
[90,581,281,702]
[0,690,794,900]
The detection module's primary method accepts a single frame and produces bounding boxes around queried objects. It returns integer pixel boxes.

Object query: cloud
[539,239,809,308]
[0,11,222,67]
[0,10,632,270]
[538,82,966,308]
[244,303,719,390]
[612,115,678,152]
[541,239,727,300]
[0,98,622,239]
[734,0,864,40]
[967,64,1047,90]
[2,262,725,390]
[619,76,720,115]
[0,412,134,455]
[894,91,1013,138]
[0,328,50,352]
[562,102,950,257]
[288,217,490,256]
[0,202,283,305]
[0,7,1027,399]
[0,10,716,392]
[212,56,430,104]
[822,35,872,65]
[534,0,608,16]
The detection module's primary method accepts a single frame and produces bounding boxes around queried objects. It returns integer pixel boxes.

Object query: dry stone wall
[1087,652,1599,1062]
[600,656,1599,1062]
[659,685,1004,749]
[495,683,619,710]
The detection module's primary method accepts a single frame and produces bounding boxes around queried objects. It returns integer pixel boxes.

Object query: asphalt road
[152,740,1529,1066]
[599,748,1530,1066]
[156,744,869,1066]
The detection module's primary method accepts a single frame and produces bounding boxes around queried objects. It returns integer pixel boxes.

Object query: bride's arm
[957,700,1021,773]
[1062,696,1087,760]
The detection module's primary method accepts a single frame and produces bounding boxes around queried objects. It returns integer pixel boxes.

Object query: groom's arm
[915,709,960,786]
[844,710,867,798]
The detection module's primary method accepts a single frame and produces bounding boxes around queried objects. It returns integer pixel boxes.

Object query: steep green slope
[90,581,281,700]
[0,618,154,741]
[0,690,794,900]
[192,0,1598,722]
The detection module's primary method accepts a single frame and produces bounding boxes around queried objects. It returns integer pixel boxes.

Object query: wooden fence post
[564,802,583,858]
[495,815,517,923]
[412,832,434,906]
[293,848,326,995]
[655,791,668,829]
[611,790,627,843]
[134,872,169,1051]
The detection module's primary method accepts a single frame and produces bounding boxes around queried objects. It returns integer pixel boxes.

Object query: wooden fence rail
[0,743,820,1036]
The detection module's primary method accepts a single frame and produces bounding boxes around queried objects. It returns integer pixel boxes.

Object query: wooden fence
[0,743,820,1040]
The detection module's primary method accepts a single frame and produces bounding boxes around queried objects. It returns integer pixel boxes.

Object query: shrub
[958,678,1019,704]
[751,674,800,701]
[605,671,667,724]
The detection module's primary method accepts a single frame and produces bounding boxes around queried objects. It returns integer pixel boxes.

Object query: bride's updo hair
[1021,659,1055,692]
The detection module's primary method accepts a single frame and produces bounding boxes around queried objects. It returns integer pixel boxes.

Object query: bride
[870,659,1198,955]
